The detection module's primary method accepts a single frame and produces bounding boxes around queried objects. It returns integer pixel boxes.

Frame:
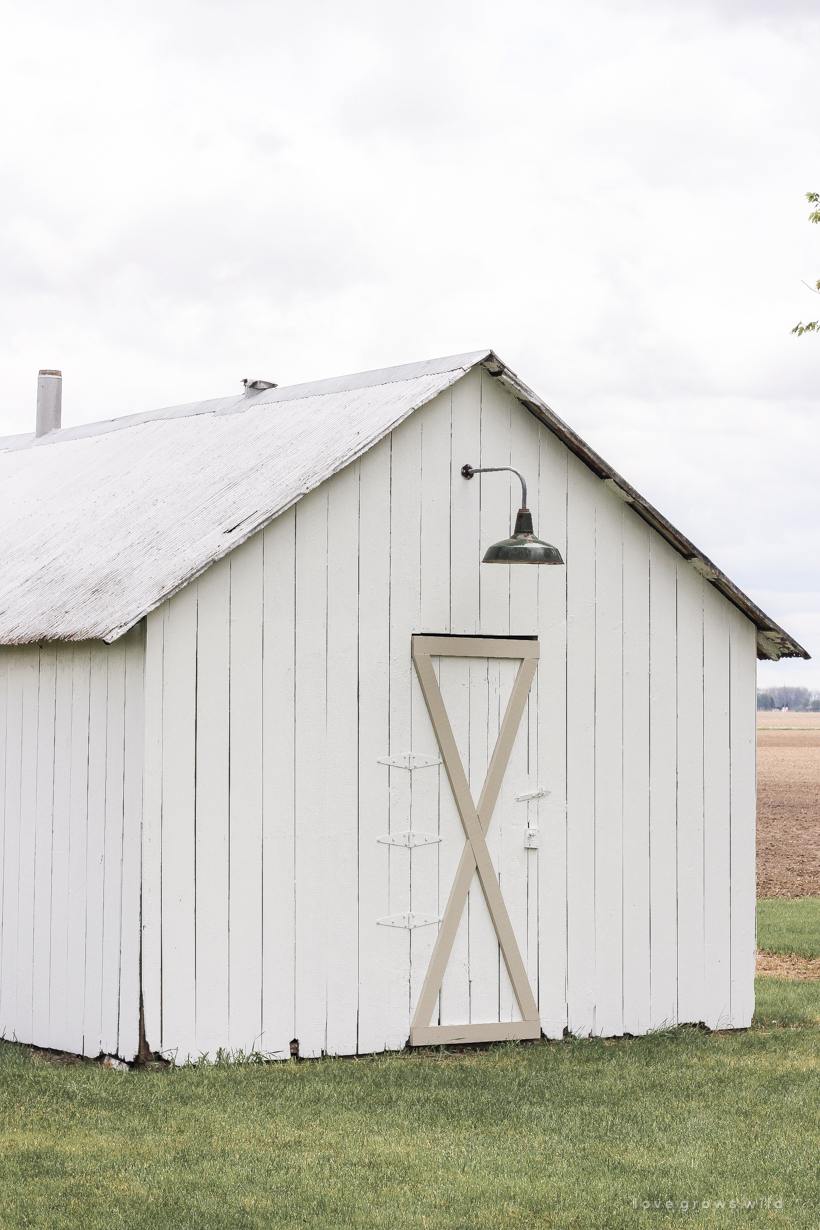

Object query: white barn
[0,351,807,1062]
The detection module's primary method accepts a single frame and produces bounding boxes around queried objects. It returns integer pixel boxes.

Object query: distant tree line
[757,686,820,711]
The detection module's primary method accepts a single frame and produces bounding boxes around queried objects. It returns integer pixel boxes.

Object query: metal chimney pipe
[36,369,62,437]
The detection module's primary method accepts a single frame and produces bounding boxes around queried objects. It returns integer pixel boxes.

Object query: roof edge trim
[481,353,809,661]
[0,349,495,454]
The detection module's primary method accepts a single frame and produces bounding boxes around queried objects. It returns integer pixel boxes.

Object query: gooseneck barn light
[461,464,565,565]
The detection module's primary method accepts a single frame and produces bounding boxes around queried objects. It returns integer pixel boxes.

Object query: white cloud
[0,0,817,678]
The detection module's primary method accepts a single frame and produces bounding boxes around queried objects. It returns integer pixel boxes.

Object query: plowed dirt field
[757,712,820,898]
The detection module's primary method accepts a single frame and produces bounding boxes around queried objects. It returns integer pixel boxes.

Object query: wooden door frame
[409,635,541,1046]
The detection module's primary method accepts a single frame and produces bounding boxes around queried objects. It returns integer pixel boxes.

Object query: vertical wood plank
[261,508,297,1059]
[325,462,364,1055]
[505,380,541,638]
[449,368,482,636]
[648,534,678,1028]
[474,376,514,1025]
[160,589,198,1060]
[507,393,544,1008]
[536,428,569,1039]
[439,371,481,1030]
[193,559,231,1059]
[621,511,651,1035]
[729,609,756,1028]
[468,655,500,1024]
[418,391,452,637]
[48,647,74,1050]
[65,643,91,1054]
[357,437,393,1054]
[385,415,423,1046]
[594,490,624,1037]
[293,487,329,1058]
[141,609,165,1053]
[435,656,472,1027]
[32,645,57,1048]
[565,457,596,1036]
[0,649,24,1039]
[411,391,453,1026]
[523,685,539,1015]
[229,535,265,1053]
[82,643,109,1055]
[676,562,705,1025]
[0,652,8,1036]
[118,623,145,1061]
[702,585,731,1029]
[497,656,527,1024]
[477,369,511,636]
[14,647,40,1047]
[100,639,126,1057]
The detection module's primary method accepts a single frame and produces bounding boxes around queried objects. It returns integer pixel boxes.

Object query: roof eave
[481,354,809,662]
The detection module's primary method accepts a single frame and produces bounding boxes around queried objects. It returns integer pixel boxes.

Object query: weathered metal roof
[0,349,807,659]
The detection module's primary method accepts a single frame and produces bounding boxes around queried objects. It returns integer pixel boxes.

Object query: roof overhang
[480,352,808,662]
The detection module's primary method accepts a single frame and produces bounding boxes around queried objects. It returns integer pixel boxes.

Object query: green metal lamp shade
[462,462,565,566]
[483,507,564,565]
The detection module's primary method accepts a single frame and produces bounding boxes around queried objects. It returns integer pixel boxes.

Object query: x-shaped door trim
[409,636,541,1047]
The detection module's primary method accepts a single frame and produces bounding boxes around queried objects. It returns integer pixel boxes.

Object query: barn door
[409,635,541,1046]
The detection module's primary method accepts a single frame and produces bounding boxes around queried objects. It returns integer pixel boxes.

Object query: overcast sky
[0,0,818,686]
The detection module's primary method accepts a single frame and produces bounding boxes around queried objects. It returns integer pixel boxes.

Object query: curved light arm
[461,464,527,509]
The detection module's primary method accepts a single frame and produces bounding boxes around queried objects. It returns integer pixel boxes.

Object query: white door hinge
[378,831,442,848]
[377,912,440,929]
[377,752,441,770]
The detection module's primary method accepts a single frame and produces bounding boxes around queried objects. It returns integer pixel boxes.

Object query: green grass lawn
[2,999,820,1230]
[758,897,820,958]
[754,976,820,1027]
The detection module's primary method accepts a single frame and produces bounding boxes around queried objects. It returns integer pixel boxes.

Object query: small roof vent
[242,378,278,397]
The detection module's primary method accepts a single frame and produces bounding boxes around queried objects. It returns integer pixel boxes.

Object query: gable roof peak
[0,348,806,660]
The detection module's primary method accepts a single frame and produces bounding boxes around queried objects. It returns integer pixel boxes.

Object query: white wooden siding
[536,424,569,1040]
[621,512,651,1034]
[595,486,624,1038]
[729,607,757,1029]
[565,456,597,1036]
[649,532,679,1028]
[676,559,705,1026]
[194,559,231,1057]
[0,628,143,1059]
[141,368,757,1059]
[702,583,732,1028]
[261,506,297,1053]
